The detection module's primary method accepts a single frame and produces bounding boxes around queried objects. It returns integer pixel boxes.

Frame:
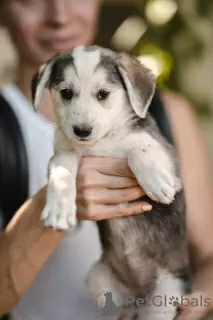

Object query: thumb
[176,292,211,320]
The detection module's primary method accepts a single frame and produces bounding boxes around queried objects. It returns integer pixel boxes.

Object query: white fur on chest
[55,128,163,160]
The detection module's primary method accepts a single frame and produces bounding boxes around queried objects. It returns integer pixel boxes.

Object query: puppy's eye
[97,90,110,101]
[60,89,73,101]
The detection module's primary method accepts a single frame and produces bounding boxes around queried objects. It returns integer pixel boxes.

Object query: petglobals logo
[124,294,211,308]
[93,291,211,319]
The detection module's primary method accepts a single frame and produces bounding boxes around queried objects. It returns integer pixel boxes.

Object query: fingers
[77,156,150,221]
[97,161,134,178]
[77,170,139,190]
[77,186,145,205]
[176,307,206,320]
[176,293,211,320]
[77,201,152,221]
[80,156,135,178]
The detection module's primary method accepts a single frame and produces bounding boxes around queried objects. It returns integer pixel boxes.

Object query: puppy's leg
[86,260,131,317]
[41,151,80,230]
[128,138,182,204]
[136,271,184,320]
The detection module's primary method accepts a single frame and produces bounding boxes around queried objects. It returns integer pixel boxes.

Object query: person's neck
[14,60,55,122]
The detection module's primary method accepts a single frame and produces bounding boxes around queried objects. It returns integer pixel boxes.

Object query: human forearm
[193,256,213,293]
[0,187,64,316]
[0,156,152,316]
[162,92,213,319]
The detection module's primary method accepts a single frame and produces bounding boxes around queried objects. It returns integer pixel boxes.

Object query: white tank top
[1,84,102,320]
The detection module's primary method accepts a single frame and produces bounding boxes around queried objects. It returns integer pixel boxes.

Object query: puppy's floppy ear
[116,53,156,118]
[31,59,55,111]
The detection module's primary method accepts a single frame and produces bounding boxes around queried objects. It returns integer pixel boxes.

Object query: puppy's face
[48,47,130,143]
[32,46,156,144]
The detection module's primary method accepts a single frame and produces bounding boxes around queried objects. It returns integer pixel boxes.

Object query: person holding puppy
[0,1,213,320]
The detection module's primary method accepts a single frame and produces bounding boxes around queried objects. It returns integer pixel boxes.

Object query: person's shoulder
[161,90,193,113]
[160,90,198,132]
[160,90,207,157]
[160,90,196,122]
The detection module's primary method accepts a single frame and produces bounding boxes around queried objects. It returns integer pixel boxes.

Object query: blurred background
[0,0,213,164]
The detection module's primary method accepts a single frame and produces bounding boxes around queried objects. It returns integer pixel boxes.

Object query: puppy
[32,45,190,319]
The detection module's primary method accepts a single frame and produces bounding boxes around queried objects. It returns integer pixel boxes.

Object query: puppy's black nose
[73,126,92,138]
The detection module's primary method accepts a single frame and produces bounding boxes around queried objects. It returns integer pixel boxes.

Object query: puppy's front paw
[140,167,176,204]
[128,147,180,205]
[41,195,77,231]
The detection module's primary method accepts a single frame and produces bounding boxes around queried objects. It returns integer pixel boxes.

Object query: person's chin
[42,37,82,53]
[33,49,56,66]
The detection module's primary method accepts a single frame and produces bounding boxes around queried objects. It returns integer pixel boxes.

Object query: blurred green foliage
[131,0,213,116]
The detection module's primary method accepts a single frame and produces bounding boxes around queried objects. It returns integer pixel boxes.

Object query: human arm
[161,92,213,319]
[0,186,64,316]
[0,162,150,316]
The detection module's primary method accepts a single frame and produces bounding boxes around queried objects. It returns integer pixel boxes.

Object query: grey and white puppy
[32,45,190,320]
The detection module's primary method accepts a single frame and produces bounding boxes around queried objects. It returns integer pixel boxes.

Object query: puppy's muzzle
[73,125,92,138]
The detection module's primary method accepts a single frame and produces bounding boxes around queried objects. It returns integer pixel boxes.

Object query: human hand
[176,259,213,319]
[177,291,213,320]
[76,156,152,221]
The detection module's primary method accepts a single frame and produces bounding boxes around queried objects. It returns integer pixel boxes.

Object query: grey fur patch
[96,54,127,89]
[117,53,155,104]
[97,189,188,292]
[48,53,77,88]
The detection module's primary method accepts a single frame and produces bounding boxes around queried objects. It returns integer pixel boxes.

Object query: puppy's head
[32,45,156,143]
